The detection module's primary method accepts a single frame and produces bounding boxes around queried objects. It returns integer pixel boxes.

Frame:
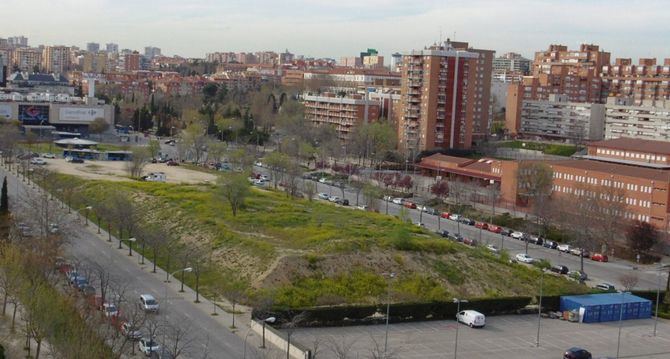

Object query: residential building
[43,46,71,74]
[493,52,531,75]
[601,58,670,105]
[144,46,161,59]
[363,55,384,69]
[124,52,141,71]
[533,44,610,77]
[397,40,482,154]
[604,97,670,141]
[82,52,108,73]
[506,93,605,141]
[255,51,278,65]
[340,57,362,68]
[303,67,400,89]
[281,69,304,88]
[303,92,380,142]
[11,47,43,72]
[279,50,294,65]
[7,36,28,48]
[86,42,100,53]
[105,43,119,54]
[390,53,402,72]
[209,71,261,92]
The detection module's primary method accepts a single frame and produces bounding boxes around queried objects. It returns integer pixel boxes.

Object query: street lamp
[383,272,396,357]
[536,269,546,348]
[127,237,136,256]
[616,290,630,359]
[260,316,276,349]
[453,298,468,359]
[654,264,670,336]
[84,206,92,226]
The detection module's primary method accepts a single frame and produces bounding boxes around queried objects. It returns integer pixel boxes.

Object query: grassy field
[20,141,126,154]
[499,140,581,157]
[58,174,590,308]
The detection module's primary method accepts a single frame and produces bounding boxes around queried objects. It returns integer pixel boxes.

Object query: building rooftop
[589,137,670,156]
[561,293,650,306]
[550,159,670,182]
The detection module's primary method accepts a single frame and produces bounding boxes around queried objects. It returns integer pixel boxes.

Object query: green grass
[499,140,580,157]
[53,173,590,308]
[20,141,126,154]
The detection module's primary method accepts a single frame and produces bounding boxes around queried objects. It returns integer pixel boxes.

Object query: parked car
[474,222,488,230]
[403,201,417,209]
[317,193,330,200]
[424,207,439,215]
[448,233,463,242]
[487,225,502,233]
[335,198,349,206]
[383,195,392,202]
[515,253,535,264]
[440,212,451,219]
[595,283,616,292]
[103,303,119,318]
[328,196,341,203]
[500,228,512,236]
[139,338,160,356]
[80,285,96,297]
[557,244,572,253]
[30,158,46,165]
[528,235,544,246]
[166,160,179,166]
[355,205,368,211]
[486,244,499,253]
[459,218,475,226]
[69,157,84,163]
[72,276,89,290]
[121,322,143,340]
[463,237,477,246]
[563,347,592,359]
[415,221,425,227]
[139,294,159,313]
[456,310,486,328]
[550,265,570,275]
[570,248,590,257]
[448,214,460,221]
[41,153,56,159]
[392,198,404,205]
[591,253,609,262]
[568,270,588,282]
[510,231,525,240]
[436,229,449,238]
[543,240,558,249]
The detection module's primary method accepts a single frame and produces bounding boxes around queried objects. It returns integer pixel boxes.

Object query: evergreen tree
[1,177,8,214]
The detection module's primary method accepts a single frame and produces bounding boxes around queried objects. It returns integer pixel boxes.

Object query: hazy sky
[2,0,670,61]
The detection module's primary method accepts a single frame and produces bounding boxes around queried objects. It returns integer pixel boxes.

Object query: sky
[2,0,670,61]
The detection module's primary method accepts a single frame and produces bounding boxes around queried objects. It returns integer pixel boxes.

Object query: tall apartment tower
[86,42,100,53]
[105,43,119,53]
[42,45,71,73]
[397,41,479,154]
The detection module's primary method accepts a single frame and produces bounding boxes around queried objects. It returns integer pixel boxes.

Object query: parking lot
[289,314,670,359]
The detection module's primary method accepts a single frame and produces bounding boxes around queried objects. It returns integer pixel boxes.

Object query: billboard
[0,104,12,119]
[18,104,49,124]
[57,107,105,124]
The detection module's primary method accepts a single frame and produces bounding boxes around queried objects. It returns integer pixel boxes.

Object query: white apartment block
[519,94,605,141]
[605,97,670,141]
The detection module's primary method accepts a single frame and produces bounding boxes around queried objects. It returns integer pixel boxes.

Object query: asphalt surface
[0,164,258,359]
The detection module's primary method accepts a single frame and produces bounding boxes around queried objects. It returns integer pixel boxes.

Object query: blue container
[560,293,652,323]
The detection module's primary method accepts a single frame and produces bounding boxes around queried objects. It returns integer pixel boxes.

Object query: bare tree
[216,173,251,216]
[126,147,151,178]
[303,181,316,202]
[326,335,358,359]
[619,273,639,291]
[89,118,110,140]
[163,323,196,358]
[366,334,401,359]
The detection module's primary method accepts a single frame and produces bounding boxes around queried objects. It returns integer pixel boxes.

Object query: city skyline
[2,0,669,60]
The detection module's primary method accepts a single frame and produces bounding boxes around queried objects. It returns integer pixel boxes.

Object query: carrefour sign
[58,107,105,124]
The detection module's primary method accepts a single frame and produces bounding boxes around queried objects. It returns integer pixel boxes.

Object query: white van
[456,310,486,328]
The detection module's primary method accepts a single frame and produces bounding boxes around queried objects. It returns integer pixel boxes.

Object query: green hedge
[254,296,533,327]
[631,290,666,304]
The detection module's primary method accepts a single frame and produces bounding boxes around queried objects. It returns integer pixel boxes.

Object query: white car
[253,179,266,186]
[139,294,159,313]
[392,198,403,205]
[102,303,119,318]
[328,196,340,203]
[448,214,460,221]
[595,282,616,291]
[557,244,572,253]
[30,158,46,165]
[41,153,56,159]
[456,310,486,328]
[383,195,392,202]
[317,193,330,200]
[255,161,263,167]
[139,338,160,356]
[515,253,535,264]
[356,205,368,211]
[510,231,525,240]
[486,244,500,253]
[121,322,143,340]
[318,178,327,183]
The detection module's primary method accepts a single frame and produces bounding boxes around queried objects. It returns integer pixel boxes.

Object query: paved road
[0,165,262,359]
[289,314,670,359]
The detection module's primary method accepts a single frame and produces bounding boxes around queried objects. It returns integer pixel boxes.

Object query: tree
[181,122,208,164]
[0,177,8,214]
[216,173,250,216]
[516,162,553,236]
[619,273,639,291]
[264,151,290,189]
[89,118,110,140]
[303,181,316,202]
[626,220,658,254]
[220,277,247,329]
[430,181,449,199]
[126,147,150,178]
[147,139,161,159]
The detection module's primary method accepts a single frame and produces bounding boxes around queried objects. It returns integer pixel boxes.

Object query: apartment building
[124,52,141,71]
[43,46,71,74]
[397,41,480,153]
[604,97,670,141]
[11,47,43,72]
[533,44,610,77]
[82,52,108,73]
[281,69,304,88]
[303,92,380,142]
[105,43,119,54]
[601,58,670,105]
[506,93,605,141]
[493,52,531,76]
[86,42,100,53]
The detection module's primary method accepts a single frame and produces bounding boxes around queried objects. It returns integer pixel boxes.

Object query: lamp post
[654,264,670,336]
[453,298,468,359]
[260,316,276,349]
[84,206,92,226]
[536,269,546,347]
[383,272,396,357]
[616,291,628,359]
[127,237,136,256]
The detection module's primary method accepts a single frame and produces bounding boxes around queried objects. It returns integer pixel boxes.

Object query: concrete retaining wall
[250,319,311,359]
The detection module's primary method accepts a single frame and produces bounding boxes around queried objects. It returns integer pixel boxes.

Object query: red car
[591,253,609,262]
[487,225,502,233]
[166,160,179,166]
[475,222,489,230]
[403,201,417,209]
[441,212,451,219]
